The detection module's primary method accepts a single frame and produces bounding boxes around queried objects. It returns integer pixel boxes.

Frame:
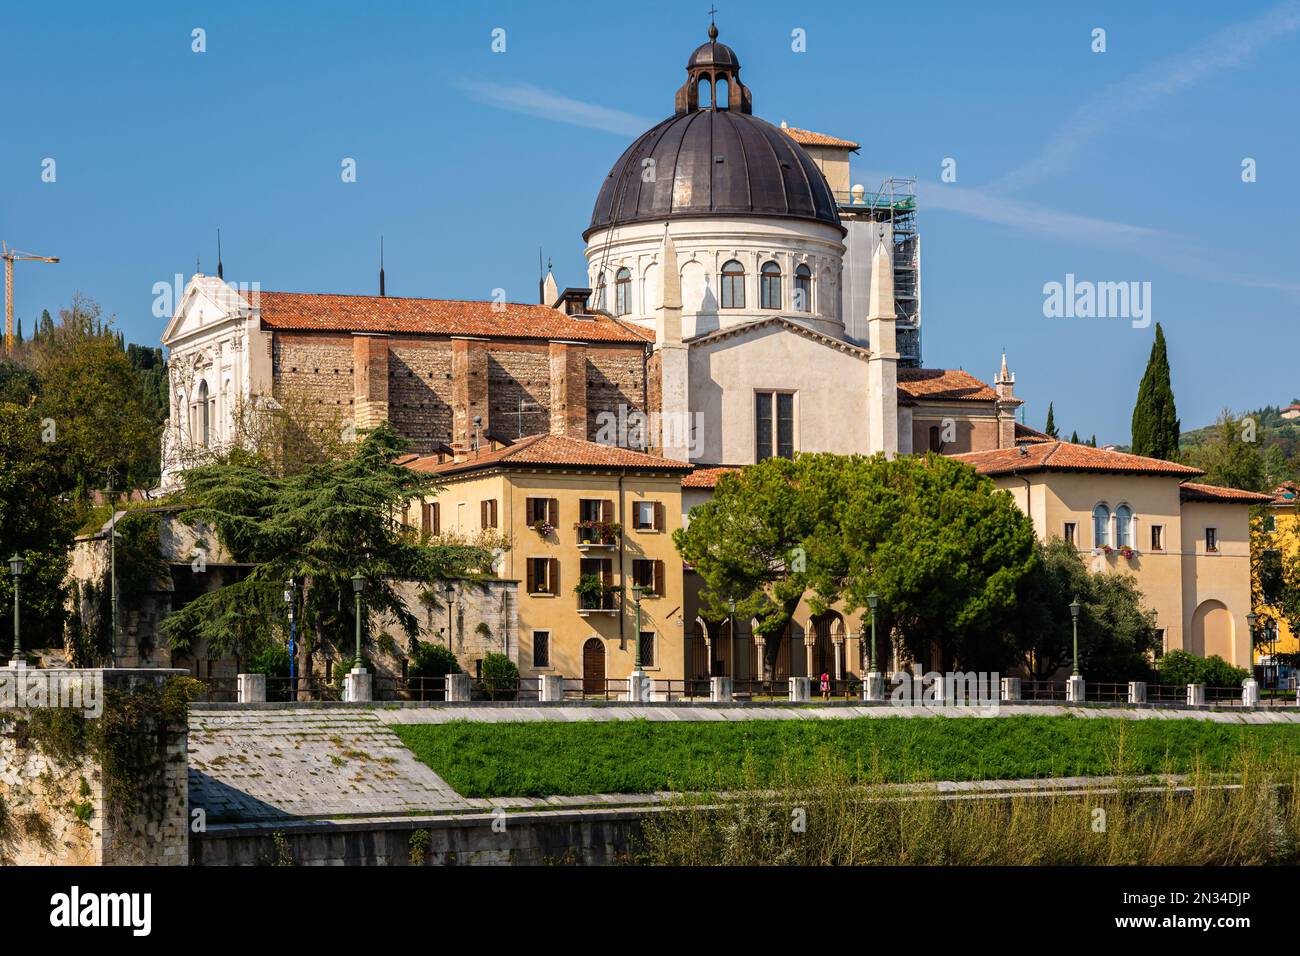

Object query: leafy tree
[1131,322,1180,460]
[825,454,1038,672]
[31,296,160,496]
[0,404,78,657]
[1186,410,1266,492]
[0,360,39,407]
[158,423,495,678]
[1070,430,1080,445]
[674,456,822,668]
[1044,402,1059,439]
[1004,538,1161,681]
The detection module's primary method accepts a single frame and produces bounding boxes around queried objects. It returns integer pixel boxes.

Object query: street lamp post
[633,585,646,670]
[727,597,737,680]
[284,578,297,696]
[1246,612,1259,686]
[866,593,879,675]
[1069,598,1082,676]
[351,574,365,668]
[9,554,23,665]
[445,582,456,654]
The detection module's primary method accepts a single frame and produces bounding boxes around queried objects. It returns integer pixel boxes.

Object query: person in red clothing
[820,671,830,701]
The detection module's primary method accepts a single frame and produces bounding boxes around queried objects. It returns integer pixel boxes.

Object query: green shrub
[247,642,291,679]
[409,642,460,679]
[477,652,519,700]
[1157,650,1251,688]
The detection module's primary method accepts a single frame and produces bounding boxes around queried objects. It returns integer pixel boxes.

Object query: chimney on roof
[216,229,224,280]
[379,236,386,297]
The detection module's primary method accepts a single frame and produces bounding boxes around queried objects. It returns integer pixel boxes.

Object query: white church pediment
[161,275,255,347]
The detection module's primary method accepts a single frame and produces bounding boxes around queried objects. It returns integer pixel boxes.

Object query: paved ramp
[188,709,472,823]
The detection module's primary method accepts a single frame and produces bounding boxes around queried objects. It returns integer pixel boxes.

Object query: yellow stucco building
[406,435,691,689]
[955,441,1271,667]
[1252,483,1300,657]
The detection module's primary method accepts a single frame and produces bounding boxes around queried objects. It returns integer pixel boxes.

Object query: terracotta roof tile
[1270,482,1300,505]
[682,466,743,489]
[897,367,1005,403]
[252,291,652,343]
[1179,482,1274,504]
[405,434,692,477]
[953,441,1204,478]
[1015,422,1053,444]
[781,126,860,149]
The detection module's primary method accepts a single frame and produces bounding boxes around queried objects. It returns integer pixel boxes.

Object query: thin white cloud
[993,0,1300,192]
[853,173,1300,296]
[454,79,652,137]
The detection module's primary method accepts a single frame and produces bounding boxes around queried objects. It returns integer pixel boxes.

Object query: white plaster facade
[159,276,271,487]
[585,215,846,341]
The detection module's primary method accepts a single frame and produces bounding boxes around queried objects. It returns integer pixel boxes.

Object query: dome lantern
[674,23,752,115]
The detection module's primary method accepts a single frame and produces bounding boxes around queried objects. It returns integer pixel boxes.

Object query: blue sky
[3,0,1297,444]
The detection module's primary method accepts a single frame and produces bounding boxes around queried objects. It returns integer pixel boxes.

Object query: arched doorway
[809,612,841,679]
[582,637,605,694]
[1189,600,1235,662]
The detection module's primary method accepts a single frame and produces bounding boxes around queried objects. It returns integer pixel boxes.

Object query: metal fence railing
[193,671,1300,708]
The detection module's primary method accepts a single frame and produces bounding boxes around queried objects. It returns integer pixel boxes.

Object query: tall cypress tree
[1044,402,1059,439]
[1131,322,1180,460]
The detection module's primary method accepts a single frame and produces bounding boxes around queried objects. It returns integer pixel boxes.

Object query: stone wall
[0,669,189,866]
[384,578,519,677]
[192,807,646,865]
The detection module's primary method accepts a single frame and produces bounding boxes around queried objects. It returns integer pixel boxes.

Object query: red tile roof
[1270,482,1300,506]
[252,291,652,343]
[953,441,1203,478]
[405,434,692,477]
[682,466,742,489]
[897,367,1007,403]
[781,126,860,149]
[1179,482,1274,504]
[1015,422,1053,444]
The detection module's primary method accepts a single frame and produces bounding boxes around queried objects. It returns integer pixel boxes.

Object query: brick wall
[272,334,355,419]
[270,332,647,451]
[586,346,646,441]
[388,341,457,453]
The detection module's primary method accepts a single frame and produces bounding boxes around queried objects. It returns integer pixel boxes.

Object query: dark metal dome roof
[687,38,739,70]
[586,109,843,239]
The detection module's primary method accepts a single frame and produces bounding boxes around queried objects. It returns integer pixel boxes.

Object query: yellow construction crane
[2,241,60,353]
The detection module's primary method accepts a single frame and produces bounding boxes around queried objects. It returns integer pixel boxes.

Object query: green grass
[391,715,1300,798]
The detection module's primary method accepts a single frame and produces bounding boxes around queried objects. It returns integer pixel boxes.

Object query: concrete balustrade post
[237,673,266,704]
[1242,679,1260,708]
[446,672,472,702]
[1066,675,1086,703]
[1000,677,1021,702]
[710,676,732,702]
[344,667,372,703]
[789,676,810,702]
[1128,681,1147,704]
[1186,683,1206,707]
[539,674,565,702]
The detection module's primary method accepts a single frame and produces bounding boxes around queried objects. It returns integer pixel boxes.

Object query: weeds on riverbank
[636,731,1300,865]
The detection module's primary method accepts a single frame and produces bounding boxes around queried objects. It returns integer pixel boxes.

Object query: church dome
[687,24,740,70]
[584,27,842,240]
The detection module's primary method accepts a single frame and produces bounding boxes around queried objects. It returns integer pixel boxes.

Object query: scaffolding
[835,177,921,365]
